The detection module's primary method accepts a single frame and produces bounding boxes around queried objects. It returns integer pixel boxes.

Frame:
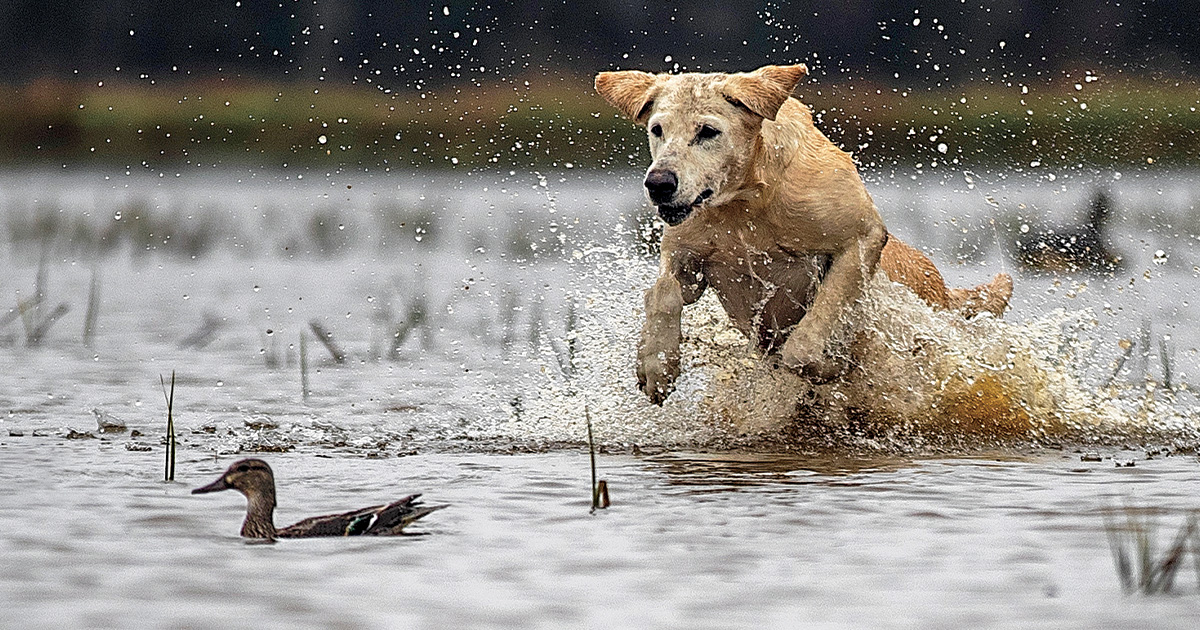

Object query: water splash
[514,250,1198,452]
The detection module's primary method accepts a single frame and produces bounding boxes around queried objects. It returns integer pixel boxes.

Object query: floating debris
[92,408,127,434]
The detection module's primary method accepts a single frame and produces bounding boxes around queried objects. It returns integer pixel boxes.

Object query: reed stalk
[160,371,176,482]
[26,303,69,347]
[300,330,310,400]
[1159,335,1173,390]
[308,320,346,364]
[587,406,609,512]
[82,269,100,347]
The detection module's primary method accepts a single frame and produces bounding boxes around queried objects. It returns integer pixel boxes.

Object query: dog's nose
[644,169,678,204]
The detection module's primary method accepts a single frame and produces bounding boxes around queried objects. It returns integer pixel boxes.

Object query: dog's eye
[696,125,721,141]
[650,124,663,138]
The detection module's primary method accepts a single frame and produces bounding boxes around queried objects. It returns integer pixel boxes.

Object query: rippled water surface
[2,169,1199,628]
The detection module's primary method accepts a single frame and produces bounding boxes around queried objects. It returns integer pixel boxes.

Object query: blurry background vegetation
[0,0,1197,171]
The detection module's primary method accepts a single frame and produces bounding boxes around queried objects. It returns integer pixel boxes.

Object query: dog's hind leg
[947,272,1013,318]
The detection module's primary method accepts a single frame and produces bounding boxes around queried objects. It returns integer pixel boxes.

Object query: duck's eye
[697,125,721,141]
[650,124,663,138]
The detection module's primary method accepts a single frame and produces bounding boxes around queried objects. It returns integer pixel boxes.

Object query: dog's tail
[947,272,1013,318]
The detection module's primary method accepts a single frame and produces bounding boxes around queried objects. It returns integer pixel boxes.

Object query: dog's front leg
[638,273,685,405]
[780,226,886,379]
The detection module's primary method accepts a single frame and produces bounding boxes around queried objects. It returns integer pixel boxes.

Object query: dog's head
[595,64,808,226]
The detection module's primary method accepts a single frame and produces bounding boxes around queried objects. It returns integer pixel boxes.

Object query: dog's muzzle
[656,189,713,226]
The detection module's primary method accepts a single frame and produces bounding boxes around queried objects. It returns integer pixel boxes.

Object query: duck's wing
[276,494,445,538]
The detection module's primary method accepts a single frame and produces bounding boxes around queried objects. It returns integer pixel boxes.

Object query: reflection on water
[646,452,914,487]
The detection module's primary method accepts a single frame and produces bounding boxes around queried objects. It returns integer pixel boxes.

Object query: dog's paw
[637,351,679,406]
[779,331,824,371]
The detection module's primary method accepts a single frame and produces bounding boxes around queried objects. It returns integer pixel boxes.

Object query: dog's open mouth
[657,189,714,226]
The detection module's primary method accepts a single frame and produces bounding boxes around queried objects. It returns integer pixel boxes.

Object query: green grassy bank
[1,72,1197,171]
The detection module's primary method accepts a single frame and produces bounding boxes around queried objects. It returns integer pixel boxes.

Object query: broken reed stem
[299,330,310,400]
[82,269,100,347]
[160,371,176,482]
[308,320,346,364]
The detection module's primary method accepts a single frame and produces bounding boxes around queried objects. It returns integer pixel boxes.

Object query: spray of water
[513,249,1196,452]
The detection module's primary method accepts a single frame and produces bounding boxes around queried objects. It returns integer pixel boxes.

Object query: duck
[1012,189,1123,273]
[192,458,445,539]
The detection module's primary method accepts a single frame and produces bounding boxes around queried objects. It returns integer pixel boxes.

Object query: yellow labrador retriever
[595,64,1012,404]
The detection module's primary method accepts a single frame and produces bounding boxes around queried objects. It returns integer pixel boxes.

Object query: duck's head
[192,458,276,497]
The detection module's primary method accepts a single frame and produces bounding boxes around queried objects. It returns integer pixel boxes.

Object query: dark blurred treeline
[0,0,1196,86]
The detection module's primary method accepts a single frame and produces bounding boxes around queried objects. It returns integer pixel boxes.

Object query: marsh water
[2,167,1200,628]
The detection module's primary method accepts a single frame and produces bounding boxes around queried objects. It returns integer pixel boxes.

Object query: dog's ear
[595,70,659,124]
[722,64,808,121]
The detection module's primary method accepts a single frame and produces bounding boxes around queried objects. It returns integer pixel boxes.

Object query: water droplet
[113,211,122,220]
[318,135,328,144]
[253,285,261,292]
[1020,224,1030,234]
[1153,250,1167,264]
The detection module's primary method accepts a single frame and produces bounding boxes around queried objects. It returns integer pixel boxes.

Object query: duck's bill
[191,476,230,494]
